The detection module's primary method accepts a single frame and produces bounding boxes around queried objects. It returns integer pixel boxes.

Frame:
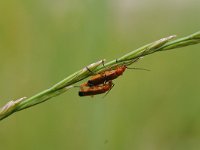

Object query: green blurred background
[0,0,200,150]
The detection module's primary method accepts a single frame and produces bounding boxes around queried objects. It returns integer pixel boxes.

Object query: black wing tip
[79,92,84,96]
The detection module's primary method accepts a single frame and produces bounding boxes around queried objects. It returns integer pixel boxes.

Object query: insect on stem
[78,81,114,97]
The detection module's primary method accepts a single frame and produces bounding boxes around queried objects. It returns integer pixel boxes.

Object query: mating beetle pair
[78,55,149,97]
[78,65,127,96]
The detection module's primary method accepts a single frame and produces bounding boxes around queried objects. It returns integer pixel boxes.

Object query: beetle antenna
[126,67,150,71]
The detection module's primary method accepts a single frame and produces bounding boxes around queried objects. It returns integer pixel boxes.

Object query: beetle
[85,65,127,86]
[79,81,114,96]
[85,65,149,87]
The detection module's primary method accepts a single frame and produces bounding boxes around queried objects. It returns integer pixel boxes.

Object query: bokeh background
[0,0,200,150]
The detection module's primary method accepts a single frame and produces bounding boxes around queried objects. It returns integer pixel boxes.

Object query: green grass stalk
[0,31,200,121]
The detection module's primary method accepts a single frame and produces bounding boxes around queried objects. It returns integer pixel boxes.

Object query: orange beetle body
[87,65,127,86]
[79,81,113,97]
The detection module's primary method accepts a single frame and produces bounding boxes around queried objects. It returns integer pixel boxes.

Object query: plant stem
[1,31,200,121]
